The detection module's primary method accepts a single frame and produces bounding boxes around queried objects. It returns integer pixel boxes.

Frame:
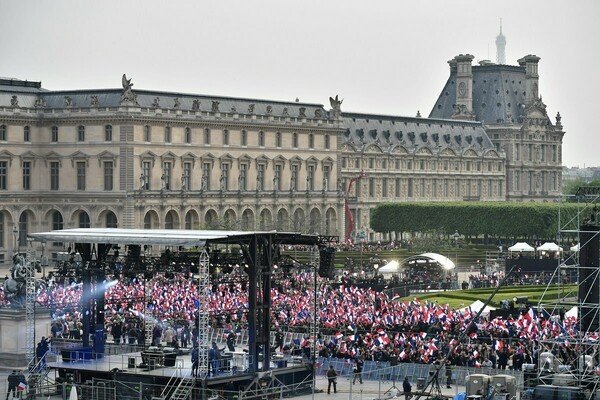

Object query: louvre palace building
[0,47,564,262]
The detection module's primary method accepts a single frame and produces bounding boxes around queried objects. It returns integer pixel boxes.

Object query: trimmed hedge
[371,202,584,240]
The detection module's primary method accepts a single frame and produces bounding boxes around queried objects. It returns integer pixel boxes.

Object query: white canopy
[565,306,577,318]
[468,300,496,317]
[508,242,535,252]
[378,260,400,274]
[536,242,563,252]
[420,252,456,270]
[570,243,580,252]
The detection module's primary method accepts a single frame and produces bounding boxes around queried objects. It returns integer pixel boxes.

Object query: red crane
[344,171,367,241]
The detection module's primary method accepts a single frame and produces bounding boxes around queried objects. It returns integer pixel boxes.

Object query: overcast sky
[1,0,598,168]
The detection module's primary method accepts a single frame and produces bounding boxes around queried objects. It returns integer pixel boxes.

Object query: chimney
[518,54,541,104]
[452,54,475,119]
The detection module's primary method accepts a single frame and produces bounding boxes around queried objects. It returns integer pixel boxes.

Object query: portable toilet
[466,374,491,397]
[490,374,516,397]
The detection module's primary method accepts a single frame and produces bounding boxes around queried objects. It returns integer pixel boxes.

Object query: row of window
[142,161,332,192]
[512,170,560,192]
[513,143,559,163]
[342,156,504,172]
[0,159,333,192]
[146,126,330,148]
[0,211,116,249]
[0,124,109,143]
[342,177,504,199]
[0,161,114,191]
[0,124,331,149]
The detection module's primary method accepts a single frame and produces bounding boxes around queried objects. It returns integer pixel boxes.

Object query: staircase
[168,377,195,400]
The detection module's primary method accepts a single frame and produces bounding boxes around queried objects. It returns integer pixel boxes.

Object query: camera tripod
[383,379,400,397]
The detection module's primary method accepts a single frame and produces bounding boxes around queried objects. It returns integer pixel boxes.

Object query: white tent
[468,300,496,317]
[565,306,577,318]
[536,242,563,252]
[378,260,400,275]
[420,253,456,270]
[570,243,580,252]
[508,242,535,252]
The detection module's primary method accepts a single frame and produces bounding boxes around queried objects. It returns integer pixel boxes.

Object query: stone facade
[0,51,563,257]
[429,54,564,203]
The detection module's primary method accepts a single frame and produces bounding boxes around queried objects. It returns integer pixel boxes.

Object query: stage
[47,346,314,399]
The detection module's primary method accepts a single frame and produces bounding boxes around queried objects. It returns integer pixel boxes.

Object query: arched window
[144,213,152,229]
[18,212,28,248]
[78,212,90,228]
[165,211,174,229]
[52,211,64,231]
[106,211,118,228]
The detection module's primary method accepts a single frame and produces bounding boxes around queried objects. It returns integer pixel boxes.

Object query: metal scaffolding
[25,244,36,364]
[536,189,600,398]
[197,248,210,378]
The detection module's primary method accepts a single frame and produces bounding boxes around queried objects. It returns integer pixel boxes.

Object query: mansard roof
[0,80,328,120]
[340,112,495,152]
[429,63,528,125]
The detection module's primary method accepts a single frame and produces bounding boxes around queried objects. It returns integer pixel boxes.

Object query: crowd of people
[0,260,586,369]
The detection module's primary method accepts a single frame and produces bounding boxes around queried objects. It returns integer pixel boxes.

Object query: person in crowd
[402,376,412,400]
[6,370,19,400]
[226,331,236,352]
[326,365,337,394]
[191,346,199,377]
[352,355,364,384]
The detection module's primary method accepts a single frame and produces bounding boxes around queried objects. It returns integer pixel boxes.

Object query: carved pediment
[0,150,15,166]
[160,151,177,163]
[391,145,409,155]
[97,150,118,167]
[417,147,433,155]
[440,148,457,157]
[464,149,477,157]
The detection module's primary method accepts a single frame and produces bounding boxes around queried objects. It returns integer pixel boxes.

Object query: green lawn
[400,284,576,309]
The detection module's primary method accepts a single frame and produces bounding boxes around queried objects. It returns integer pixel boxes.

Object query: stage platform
[47,347,314,398]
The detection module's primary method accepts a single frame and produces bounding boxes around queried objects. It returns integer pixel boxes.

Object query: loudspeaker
[318,247,335,279]
[579,224,600,332]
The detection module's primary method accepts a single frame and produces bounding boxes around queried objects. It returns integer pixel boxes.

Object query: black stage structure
[29,228,335,399]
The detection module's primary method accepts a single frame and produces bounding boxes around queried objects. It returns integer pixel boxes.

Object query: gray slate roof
[0,81,327,119]
[340,112,496,152]
[429,64,528,125]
